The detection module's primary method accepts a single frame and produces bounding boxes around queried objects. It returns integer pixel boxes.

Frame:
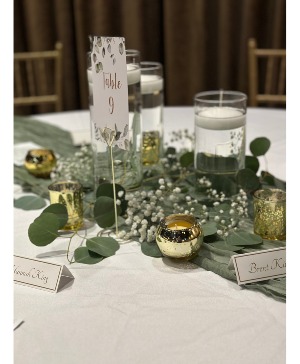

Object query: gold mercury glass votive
[24,149,57,178]
[156,214,204,260]
[253,188,286,241]
[48,181,84,231]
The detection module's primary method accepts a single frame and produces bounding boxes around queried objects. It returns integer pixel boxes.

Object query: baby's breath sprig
[115,173,249,243]
[51,145,93,190]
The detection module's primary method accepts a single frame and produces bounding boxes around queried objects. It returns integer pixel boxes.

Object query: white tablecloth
[14,107,286,364]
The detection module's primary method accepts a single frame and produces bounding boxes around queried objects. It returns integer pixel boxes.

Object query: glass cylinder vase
[87,48,143,191]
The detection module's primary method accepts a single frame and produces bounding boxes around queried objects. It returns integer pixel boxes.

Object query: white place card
[230,247,286,285]
[91,36,129,150]
[14,255,74,293]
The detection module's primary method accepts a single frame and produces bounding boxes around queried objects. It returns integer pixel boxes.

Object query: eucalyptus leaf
[110,216,126,228]
[74,247,104,264]
[96,182,127,214]
[86,237,119,257]
[226,231,263,246]
[96,182,124,198]
[211,241,243,252]
[14,195,46,210]
[28,212,60,246]
[94,196,121,228]
[237,168,260,191]
[141,241,163,258]
[202,222,218,236]
[179,151,194,167]
[42,203,68,229]
[245,155,260,174]
[165,146,176,156]
[260,171,286,190]
[250,137,271,157]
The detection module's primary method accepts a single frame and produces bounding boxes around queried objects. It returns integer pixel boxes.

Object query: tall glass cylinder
[140,61,164,165]
[194,90,247,195]
[87,49,143,191]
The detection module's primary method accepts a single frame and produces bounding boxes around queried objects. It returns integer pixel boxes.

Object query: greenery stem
[66,232,77,264]
[263,155,269,172]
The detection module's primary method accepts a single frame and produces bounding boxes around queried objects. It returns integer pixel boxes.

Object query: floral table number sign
[91,36,129,150]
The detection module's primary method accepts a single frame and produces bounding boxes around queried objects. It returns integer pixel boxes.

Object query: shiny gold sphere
[156,214,203,260]
[24,149,57,178]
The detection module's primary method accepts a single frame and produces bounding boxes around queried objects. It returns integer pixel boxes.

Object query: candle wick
[175,224,178,230]
[219,89,223,107]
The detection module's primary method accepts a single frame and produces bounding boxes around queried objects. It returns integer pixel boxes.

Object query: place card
[14,255,74,293]
[230,247,286,285]
[90,36,129,150]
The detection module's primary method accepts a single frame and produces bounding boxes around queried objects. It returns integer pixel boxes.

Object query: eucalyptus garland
[14,136,286,266]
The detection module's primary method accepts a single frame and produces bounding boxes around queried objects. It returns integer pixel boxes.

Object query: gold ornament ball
[156,214,203,260]
[24,149,57,178]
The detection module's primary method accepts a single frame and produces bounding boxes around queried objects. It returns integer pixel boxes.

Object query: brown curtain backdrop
[14,0,286,114]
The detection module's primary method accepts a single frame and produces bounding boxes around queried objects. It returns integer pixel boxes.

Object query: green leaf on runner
[86,237,120,257]
[226,231,263,246]
[141,241,163,258]
[74,247,104,264]
[94,196,121,228]
[14,195,46,210]
[42,203,68,229]
[28,212,60,246]
[250,137,271,157]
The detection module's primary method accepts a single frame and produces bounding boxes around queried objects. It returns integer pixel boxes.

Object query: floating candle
[195,106,246,130]
[141,74,163,94]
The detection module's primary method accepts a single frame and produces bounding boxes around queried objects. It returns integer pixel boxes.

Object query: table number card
[14,255,74,293]
[91,36,129,150]
[230,247,286,285]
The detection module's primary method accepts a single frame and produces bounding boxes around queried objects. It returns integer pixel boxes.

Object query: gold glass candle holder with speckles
[156,214,203,260]
[24,149,57,178]
[48,181,83,231]
[253,189,286,241]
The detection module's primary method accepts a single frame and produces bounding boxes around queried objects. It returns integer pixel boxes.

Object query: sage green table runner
[14,115,286,302]
[14,116,78,197]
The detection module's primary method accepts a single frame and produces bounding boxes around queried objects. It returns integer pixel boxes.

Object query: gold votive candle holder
[24,149,57,178]
[156,214,203,260]
[253,188,286,241]
[48,181,83,231]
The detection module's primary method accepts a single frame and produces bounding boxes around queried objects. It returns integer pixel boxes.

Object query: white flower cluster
[169,129,194,151]
[115,176,248,243]
[50,145,93,189]
[210,188,248,237]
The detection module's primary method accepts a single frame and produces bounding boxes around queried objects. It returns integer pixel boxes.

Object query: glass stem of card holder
[87,40,143,192]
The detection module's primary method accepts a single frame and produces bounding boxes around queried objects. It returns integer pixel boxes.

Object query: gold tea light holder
[48,180,84,231]
[156,214,203,260]
[253,188,286,241]
[24,149,57,178]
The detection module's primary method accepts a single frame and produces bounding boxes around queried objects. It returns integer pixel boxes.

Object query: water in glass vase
[194,107,246,194]
[140,66,164,165]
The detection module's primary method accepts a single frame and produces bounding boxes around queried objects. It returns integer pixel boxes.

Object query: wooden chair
[248,38,286,107]
[14,42,63,113]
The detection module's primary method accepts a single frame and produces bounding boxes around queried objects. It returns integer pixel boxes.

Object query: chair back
[248,38,286,107]
[14,42,63,113]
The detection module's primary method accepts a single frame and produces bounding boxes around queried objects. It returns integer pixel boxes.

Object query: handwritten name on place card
[231,247,286,285]
[14,255,73,292]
